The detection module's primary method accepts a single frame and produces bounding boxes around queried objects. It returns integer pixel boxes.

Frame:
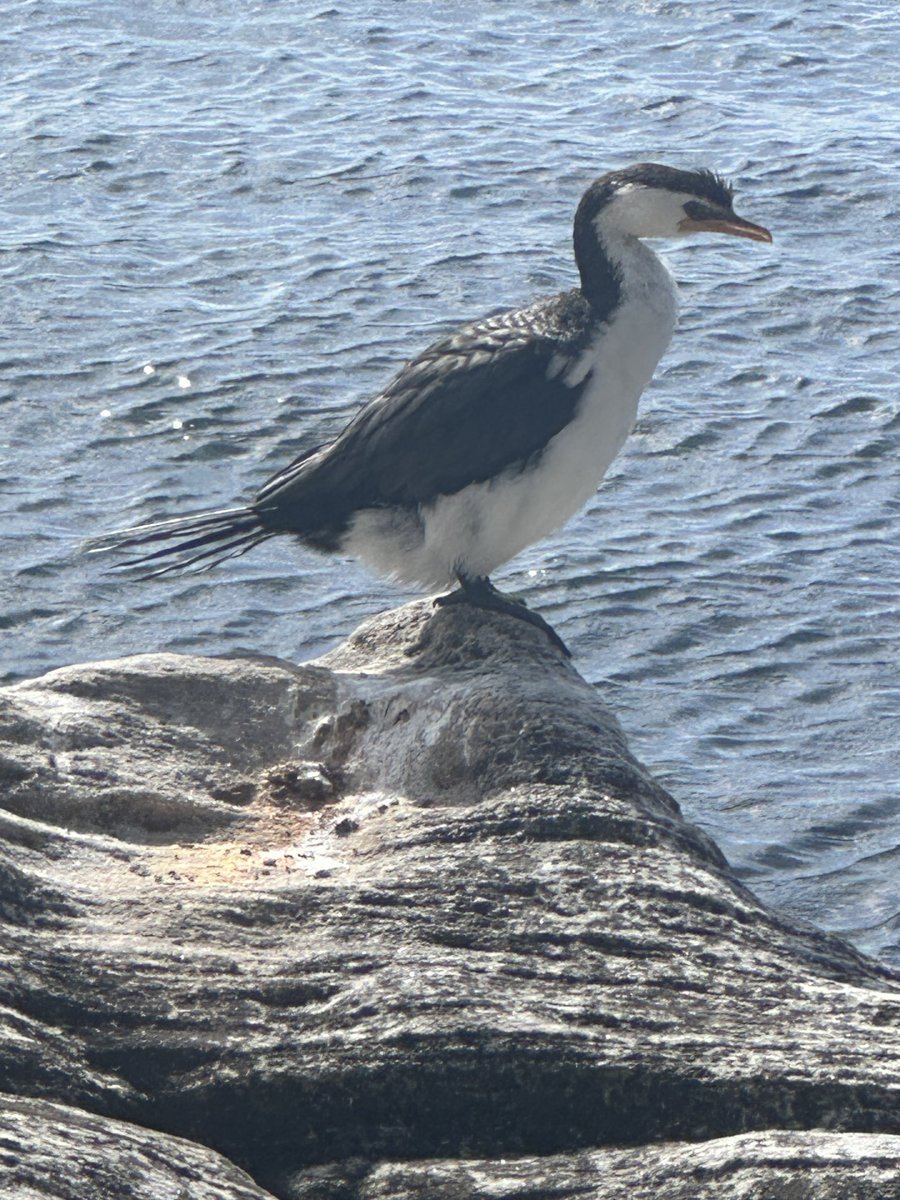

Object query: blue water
[2,0,899,965]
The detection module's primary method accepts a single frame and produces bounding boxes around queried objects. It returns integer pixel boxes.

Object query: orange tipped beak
[679,214,773,243]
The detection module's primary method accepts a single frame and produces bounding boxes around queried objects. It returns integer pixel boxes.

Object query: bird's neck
[574,215,655,321]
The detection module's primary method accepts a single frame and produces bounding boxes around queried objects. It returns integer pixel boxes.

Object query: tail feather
[91,506,272,579]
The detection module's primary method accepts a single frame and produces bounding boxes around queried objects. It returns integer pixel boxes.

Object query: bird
[100,163,771,656]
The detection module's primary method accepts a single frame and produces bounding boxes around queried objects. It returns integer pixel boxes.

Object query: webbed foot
[434,574,571,657]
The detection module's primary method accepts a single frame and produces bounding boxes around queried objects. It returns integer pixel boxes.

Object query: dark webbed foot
[434,574,571,657]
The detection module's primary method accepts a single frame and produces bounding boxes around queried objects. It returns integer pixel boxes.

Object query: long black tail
[91,505,273,578]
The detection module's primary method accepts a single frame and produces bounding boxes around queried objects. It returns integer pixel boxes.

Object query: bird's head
[578,163,772,244]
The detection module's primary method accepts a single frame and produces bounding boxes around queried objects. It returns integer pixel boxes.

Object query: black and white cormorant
[102,164,772,654]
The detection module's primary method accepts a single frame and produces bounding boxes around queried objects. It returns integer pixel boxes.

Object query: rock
[1,599,899,1199]
[0,1093,276,1199]
[352,1130,900,1200]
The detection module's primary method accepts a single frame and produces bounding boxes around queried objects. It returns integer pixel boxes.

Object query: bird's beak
[679,213,773,243]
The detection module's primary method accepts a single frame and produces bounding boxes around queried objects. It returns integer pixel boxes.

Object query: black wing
[257,292,595,530]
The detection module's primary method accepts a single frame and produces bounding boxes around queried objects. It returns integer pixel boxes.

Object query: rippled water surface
[3,0,899,964]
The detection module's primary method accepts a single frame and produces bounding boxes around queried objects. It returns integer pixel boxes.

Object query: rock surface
[0,1093,276,1199]
[1,599,899,1199]
[353,1130,900,1200]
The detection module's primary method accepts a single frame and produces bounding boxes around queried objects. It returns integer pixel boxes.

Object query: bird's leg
[434,574,571,657]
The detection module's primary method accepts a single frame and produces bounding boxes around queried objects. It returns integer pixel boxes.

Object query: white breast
[345,238,679,590]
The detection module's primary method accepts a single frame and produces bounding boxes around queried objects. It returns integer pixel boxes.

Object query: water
[2,0,899,966]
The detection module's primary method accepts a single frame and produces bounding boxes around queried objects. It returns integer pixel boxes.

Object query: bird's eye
[683,200,718,221]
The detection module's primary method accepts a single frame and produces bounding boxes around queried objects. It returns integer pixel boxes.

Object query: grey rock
[1,600,898,1199]
[0,1093,276,1199]
[355,1130,900,1200]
